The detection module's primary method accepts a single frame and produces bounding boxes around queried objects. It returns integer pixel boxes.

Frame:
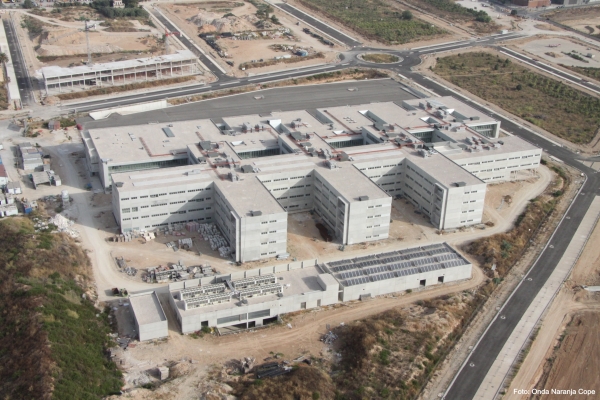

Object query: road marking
[220,81,240,86]
[499,51,600,95]
[247,65,332,81]
[411,39,466,50]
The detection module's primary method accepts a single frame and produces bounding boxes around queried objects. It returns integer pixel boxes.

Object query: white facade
[129,291,168,342]
[88,96,542,260]
[162,243,472,332]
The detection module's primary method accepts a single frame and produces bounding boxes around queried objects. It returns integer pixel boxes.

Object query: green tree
[0,52,8,65]
[401,10,413,20]
[23,0,35,9]
[510,9,518,16]
[123,0,139,8]
[270,14,279,24]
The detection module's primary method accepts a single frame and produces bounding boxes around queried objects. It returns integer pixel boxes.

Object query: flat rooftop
[323,242,470,287]
[402,96,496,126]
[317,163,390,201]
[215,177,286,216]
[129,291,167,325]
[38,50,197,79]
[171,266,327,316]
[111,164,216,192]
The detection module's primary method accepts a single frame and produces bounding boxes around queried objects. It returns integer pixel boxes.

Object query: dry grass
[433,52,600,144]
[239,52,325,70]
[56,75,196,100]
[232,364,337,399]
[361,53,399,63]
[169,68,389,105]
[467,161,569,278]
[560,65,600,82]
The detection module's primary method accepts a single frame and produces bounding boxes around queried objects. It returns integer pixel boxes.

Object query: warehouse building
[129,291,168,341]
[86,96,541,262]
[38,50,200,94]
[163,243,471,332]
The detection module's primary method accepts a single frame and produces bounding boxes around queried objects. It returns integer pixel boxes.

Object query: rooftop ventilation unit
[359,195,369,201]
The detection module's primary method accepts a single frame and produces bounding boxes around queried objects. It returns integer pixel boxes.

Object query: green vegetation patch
[361,53,400,63]
[298,0,446,44]
[560,64,600,81]
[0,218,122,399]
[433,52,600,144]
[406,0,492,23]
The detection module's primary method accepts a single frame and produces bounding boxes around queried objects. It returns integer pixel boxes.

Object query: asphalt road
[61,32,528,113]
[83,79,417,129]
[496,46,600,94]
[149,9,228,80]
[3,18,34,106]
[402,72,600,399]
[273,2,362,48]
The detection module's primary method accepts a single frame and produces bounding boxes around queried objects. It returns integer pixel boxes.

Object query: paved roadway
[60,33,526,113]
[85,71,600,398]
[3,18,34,106]
[399,72,600,399]
[272,2,362,48]
[149,9,228,81]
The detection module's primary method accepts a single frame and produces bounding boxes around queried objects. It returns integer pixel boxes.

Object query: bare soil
[547,5,600,37]
[158,1,338,77]
[508,211,600,399]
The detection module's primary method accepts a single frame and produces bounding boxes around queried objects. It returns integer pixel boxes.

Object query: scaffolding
[39,50,200,94]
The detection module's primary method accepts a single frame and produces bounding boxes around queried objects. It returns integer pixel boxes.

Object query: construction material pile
[254,362,292,379]
[321,331,338,345]
[198,223,231,258]
[50,213,79,237]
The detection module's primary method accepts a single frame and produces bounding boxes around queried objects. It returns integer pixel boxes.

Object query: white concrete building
[86,96,542,261]
[162,243,471,332]
[38,50,200,94]
[129,291,168,341]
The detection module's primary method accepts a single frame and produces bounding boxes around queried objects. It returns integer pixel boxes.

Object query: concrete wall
[114,179,215,232]
[340,263,472,302]
[138,319,169,342]
[176,281,337,333]
[89,100,168,120]
[452,148,542,183]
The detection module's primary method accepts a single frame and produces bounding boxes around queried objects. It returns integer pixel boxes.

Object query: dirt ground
[507,212,600,399]
[13,11,164,76]
[547,5,600,37]
[515,37,600,68]
[158,1,338,77]
[109,263,486,397]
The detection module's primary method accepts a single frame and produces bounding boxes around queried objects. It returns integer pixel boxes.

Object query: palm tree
[0,52,8,65]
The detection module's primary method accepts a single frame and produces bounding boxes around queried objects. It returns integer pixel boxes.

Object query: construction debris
[254,362,292,379]
[321,331,338,345]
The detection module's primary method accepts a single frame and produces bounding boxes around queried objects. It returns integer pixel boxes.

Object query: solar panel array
[324,243,469,287]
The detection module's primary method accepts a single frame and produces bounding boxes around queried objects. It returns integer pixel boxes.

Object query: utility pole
[85,21,92,66]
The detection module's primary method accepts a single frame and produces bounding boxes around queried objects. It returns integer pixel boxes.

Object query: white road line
[418,43,472,53]
[220,81,240,86]
[499,51,600,95]
[247,66,332,81]
[411,39,467,50]
[501,48,587,83]
[63,85,212,109]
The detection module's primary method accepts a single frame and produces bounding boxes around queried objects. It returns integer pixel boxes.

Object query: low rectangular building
[164,243,471,332]
[129,291,168,341]
[38,50,201,94]
[168,261,339,333]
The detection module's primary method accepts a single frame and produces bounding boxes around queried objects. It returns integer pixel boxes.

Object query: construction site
[157,1,339,76]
